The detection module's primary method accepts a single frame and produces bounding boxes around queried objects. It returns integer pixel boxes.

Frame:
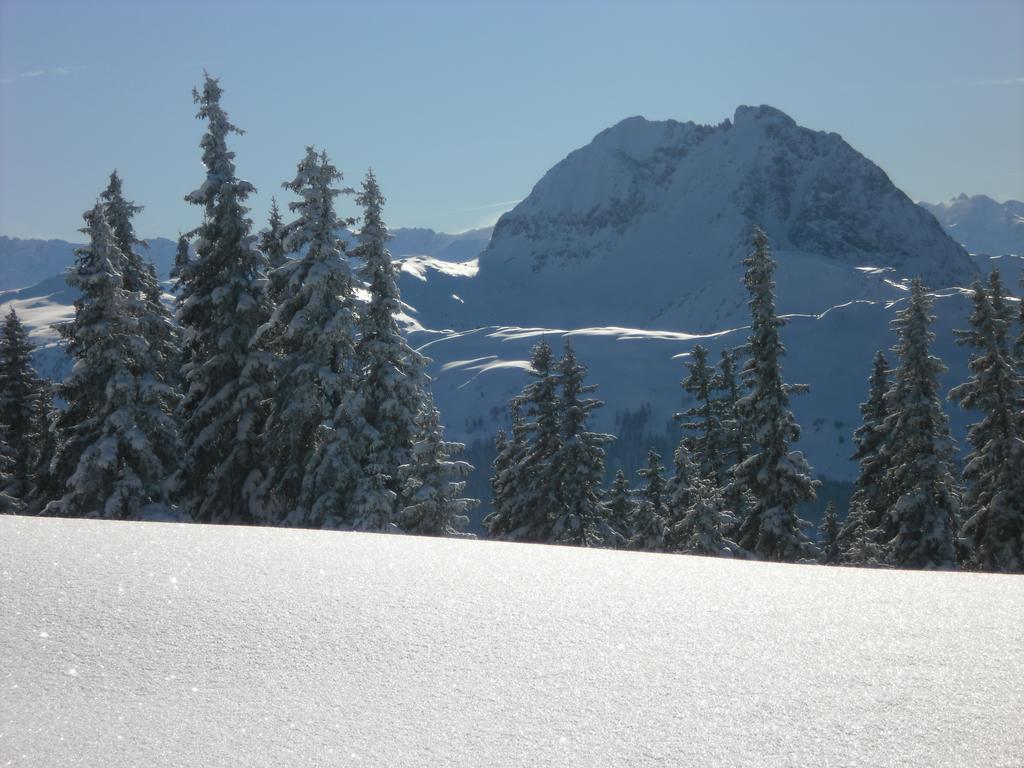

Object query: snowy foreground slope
[2,517,1022,767]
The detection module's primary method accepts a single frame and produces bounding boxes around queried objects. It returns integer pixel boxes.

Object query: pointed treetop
[186,73,253,210]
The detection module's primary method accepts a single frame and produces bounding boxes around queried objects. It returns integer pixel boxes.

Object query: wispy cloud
[0,65,84,86]
[966,76,1024,87]
[434,199,522,217]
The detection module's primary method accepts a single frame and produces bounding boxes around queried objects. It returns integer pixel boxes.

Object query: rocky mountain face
[457,105,975,329]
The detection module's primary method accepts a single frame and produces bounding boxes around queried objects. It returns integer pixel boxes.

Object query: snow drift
[1,516,1021,767]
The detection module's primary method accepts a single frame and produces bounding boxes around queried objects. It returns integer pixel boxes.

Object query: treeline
[1,75,1022,574]
[485,230,1024,573]
[0,74,476,536]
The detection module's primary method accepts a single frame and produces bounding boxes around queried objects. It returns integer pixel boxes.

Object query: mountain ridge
[463,105,975,329]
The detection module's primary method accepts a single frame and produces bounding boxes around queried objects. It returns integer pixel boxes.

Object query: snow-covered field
[2,516,1021,767]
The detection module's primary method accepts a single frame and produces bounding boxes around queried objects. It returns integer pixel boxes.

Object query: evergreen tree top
[683,344,714,401]
[100,169,145,254]
[854,351,889,445]
[71,205,125,295]
[356,168,403,334]
[559,340,603,439]
[742,226,783,334]
[2,308,33,355]
[185,72,255,211]
[281,147,352,258]
[260,197,288,271]
[267,196,283,230]
[889,279,947,403]
[637,448,669,512]
[357,168,389,246]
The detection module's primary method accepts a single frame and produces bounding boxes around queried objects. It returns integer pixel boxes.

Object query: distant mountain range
[920,194,1024,259]
[2,107,1022,523]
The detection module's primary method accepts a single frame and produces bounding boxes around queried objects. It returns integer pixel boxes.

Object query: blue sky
[1,0,1021,241]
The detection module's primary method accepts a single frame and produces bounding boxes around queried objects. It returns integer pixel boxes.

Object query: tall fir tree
[353,169,427,529]
[548,341,614,546]
[713,347,750,531]
[485,404,531,539]
[632,448,669,551]
[46,205,179,520]
[176,73,273,524]
[100,171,178,384]
[484,341,562,542]
[733,227,819,561]
[715,347,748,472]
[606,469,635,546]
[678,344,726,483]
[399,390,478,537]
[0,308,48,502]
[882,279,960,569]
[664,443,703,551]
[258,147,359,527]
[844,351,892,548]
[948,273,1024,572]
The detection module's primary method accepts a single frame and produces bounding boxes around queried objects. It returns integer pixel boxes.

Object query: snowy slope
[415,286,982,486]
[2,516,1021,767]
[921,194,1024,257]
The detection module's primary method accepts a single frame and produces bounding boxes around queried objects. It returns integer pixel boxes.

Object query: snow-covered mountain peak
[920,194,1024,256]
[474,106,975,329]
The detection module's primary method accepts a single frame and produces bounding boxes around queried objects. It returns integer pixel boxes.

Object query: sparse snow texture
[1,515,1022,767]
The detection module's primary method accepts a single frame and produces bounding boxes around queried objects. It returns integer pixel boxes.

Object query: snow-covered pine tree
[353,169,427,529]
[399,390,478,536]
[177,73,273,525]
[818,501,840,564]
[948,273,1024,572]
[678,344,726,483]
[841,499,883,567]
[733,227,819,562]
[715,348,748,471]
[683,470,737,557]
[0,308,48,503]
[882,279,960,569]
[632,449,669,551]
[100,171,178,384]
[843,351,892,549]
[548,341,614,546]
[485,403,532,539]
[45,205,179,520]
[713,347,750,533]
[255,147,360,527]
[170,234,190,281]
[663,442,702,551]
[606,469,635,546]
[261,197,289,271]
[485,340,563,542]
